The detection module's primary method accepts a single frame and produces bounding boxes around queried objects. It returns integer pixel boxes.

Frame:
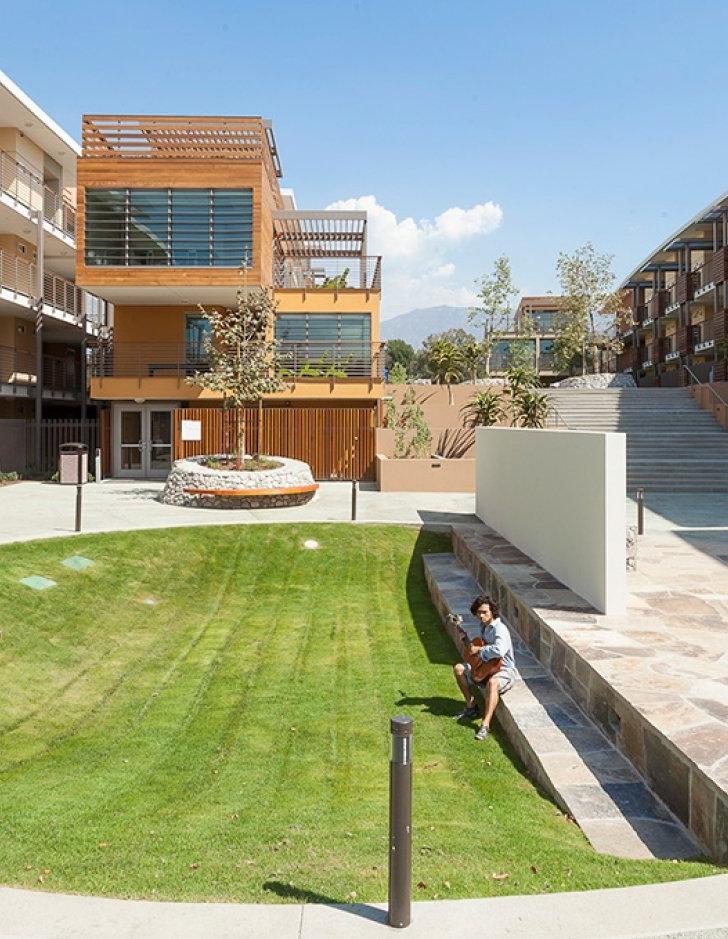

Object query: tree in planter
[464,388,504,427]
[427,338,464,405]
[556,242,626,375]
[468,256,518,375]
[186,286,285,469]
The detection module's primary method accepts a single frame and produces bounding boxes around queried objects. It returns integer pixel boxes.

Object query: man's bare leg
[481,675,500,729]
[453,663,475,708]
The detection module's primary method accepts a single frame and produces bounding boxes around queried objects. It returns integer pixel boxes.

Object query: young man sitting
[452,594,519,741]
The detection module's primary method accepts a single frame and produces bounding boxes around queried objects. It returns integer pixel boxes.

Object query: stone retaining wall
[161,455,317,509]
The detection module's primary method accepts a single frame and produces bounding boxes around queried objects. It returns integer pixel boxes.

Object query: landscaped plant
[555,242,628,375]
[461,340,484,383]
[389,387,432,458]
[468,256,519,374]
[388,361,408,384]
[512,389,549,428]
[187,283,285,467]
[427,338,463,404]
[0,470,19,485]
[322,267,349,289]
[465,388,505,427]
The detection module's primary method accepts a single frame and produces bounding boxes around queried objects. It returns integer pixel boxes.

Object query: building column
[33,210,44,464]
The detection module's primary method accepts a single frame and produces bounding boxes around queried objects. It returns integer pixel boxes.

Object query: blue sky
[6,0,728,318]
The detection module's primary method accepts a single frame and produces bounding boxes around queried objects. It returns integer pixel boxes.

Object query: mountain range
[380,306,478,349]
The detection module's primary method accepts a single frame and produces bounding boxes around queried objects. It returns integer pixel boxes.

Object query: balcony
[646,289,668,320]
[90,340,386,383]
[692,260,716,301]
[273,256,382,292]
[0,149,76,243]
[709,246,728,286]
[0,248,109,331]
[0,344,81,398]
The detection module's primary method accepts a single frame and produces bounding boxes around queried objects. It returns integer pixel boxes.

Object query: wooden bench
[183,484,319,498]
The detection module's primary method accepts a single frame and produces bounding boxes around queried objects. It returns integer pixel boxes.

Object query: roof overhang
[620,189,728,289]
[0,68,80,181]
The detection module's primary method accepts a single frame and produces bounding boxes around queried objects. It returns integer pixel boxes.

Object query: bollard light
[351,479,358,522]
[637,487,645,536]
[75,449,84,533]
[388,714,413,929]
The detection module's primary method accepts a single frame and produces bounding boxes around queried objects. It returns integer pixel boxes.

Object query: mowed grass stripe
[0,525,720,902]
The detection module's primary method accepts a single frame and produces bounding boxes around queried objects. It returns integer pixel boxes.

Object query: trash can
[59,442,88,485]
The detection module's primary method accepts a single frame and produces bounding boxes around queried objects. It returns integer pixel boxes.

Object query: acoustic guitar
[448,613,503,684]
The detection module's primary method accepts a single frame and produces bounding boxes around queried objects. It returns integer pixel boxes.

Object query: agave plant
[465,389,504,427]
[512,389,549,428]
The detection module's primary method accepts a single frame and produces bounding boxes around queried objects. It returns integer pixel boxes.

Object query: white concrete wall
[475,428,626,614]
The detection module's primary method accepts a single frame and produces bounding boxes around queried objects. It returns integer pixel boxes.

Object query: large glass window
[85,188,253,267]
[275,314,372,376]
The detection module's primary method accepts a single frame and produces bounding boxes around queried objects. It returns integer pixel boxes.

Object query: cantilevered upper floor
[75,114,382,305]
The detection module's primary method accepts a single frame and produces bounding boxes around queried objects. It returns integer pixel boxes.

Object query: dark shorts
[463,663,515,695]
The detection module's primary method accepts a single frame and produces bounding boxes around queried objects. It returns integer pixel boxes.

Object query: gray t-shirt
[477,617,519,678]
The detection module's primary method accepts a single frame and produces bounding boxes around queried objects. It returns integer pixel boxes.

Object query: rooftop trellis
[81,115,282,178]
[273,210,367,259]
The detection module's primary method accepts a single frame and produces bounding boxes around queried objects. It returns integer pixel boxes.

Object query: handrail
[545,397,571,429]
[0,149,76,239]
[682,363,725,407]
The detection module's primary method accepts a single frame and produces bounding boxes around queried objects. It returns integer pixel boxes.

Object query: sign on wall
[180,420,202,442]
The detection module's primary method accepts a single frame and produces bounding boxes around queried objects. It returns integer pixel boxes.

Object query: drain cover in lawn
[20,575,56,590]
[61,556,95,571]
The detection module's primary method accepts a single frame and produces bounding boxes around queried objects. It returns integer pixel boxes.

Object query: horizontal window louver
[85,188,253,267]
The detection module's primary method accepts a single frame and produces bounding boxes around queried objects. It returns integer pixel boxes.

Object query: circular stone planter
[161,455,318,509]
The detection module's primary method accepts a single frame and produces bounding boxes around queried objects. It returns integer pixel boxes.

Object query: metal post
[388,715,413,929]
[33,210,44,467]
[75,450,83,532]
[351,479,358,521]
[95,448,102,483]
[637,487,645,536]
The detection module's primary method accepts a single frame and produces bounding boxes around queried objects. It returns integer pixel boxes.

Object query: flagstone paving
[424,553,700,861]
[445,512,728,863]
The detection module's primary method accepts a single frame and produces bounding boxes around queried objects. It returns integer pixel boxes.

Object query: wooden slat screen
[173,407,375,480]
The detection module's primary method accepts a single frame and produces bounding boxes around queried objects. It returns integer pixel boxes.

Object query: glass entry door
[114,405,175,478]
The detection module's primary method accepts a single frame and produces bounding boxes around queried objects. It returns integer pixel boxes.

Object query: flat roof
[0,68,80,181]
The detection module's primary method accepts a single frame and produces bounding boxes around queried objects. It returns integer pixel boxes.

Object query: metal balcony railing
[0,149,76,240]
[273,256,382,291]
[90,340,386,381]
[0,344,81,394]
[0,248,109,328]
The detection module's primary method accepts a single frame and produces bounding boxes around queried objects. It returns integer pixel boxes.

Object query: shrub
[465,389,504,427]
[388,362,408,384]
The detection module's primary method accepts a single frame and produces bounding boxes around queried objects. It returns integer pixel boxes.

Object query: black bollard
[75,449,83,533]
[637,487,645,536]
[351,479,358,521]
[388,715,413,928]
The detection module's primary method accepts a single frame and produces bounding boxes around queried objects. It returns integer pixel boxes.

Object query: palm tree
[464,388,504,427]
[461,340,484,383]
[427,339,463,405]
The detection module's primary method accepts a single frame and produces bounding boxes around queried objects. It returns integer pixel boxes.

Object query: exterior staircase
[546,387,728,492]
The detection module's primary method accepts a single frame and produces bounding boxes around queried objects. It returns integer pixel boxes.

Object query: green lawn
[0,524,720,902]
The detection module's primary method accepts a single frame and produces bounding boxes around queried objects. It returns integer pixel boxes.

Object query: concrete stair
[424,551,700,860]
[546,387,728,492]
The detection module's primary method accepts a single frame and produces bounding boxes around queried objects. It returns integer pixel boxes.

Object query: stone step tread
[423,552,700,862]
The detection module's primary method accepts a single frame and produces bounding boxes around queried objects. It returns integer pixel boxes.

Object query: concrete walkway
[3,874,728,939]
[0,480,478,545]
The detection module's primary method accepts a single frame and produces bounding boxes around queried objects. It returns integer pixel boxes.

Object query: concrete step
[423,551,700,861]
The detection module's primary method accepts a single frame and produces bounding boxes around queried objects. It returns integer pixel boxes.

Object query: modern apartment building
[617,191,728,385]
[0,71,109,424]
[78,115,383,478]
[489,295,563,380]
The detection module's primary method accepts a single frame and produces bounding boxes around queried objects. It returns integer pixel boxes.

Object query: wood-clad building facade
[78,115,384,478]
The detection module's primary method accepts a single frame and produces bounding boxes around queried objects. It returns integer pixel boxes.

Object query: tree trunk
[236,407,245,470]
[448,382,453,406]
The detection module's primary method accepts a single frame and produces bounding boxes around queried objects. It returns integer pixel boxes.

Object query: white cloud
[325,195,503,316]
